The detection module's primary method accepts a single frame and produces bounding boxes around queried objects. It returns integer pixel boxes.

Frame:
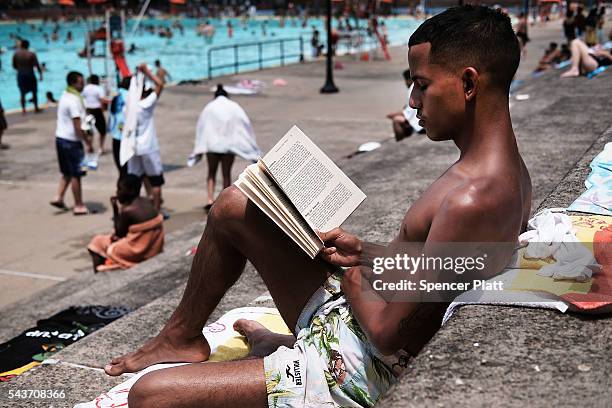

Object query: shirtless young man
[12,39,43,114]
[105,6,532,407]
[88,174,159,271]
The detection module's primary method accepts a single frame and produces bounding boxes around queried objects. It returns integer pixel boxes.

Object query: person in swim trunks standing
[12,39,43,114]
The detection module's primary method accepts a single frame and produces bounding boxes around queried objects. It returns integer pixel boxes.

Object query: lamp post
[320,0,339,93]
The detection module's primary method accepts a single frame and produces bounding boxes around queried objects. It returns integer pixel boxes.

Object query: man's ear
[461,67,479,102]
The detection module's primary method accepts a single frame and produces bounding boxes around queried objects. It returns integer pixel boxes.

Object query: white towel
[119,74,144,166]
[191,96,261,161]
[518,208,599,281]
[74,307,287,408]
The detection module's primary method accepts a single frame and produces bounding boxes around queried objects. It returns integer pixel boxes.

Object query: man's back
[82,84,105,109]
[13,49,37,73]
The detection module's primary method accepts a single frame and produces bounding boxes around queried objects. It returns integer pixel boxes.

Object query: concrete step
[0,221,205,344]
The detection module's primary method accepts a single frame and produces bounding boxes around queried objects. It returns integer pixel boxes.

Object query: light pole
[320,0,339,93]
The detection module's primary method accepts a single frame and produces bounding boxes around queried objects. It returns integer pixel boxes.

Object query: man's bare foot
[560,68,580,78]
[233,319,296,358]
[104,331,211,376]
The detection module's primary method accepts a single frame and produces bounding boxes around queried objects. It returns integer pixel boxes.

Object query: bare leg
[150,185,162,212]
[128,359,267,408]
[33,90,40,112]
[220,153,235,189]
[99,133,106,153]
[206,153,220,205]
[105,186,331,376]
[143,177,153,199]
[20,93,26,114]
[561,39,598,77]
[52,176,70,204]
[88,249,106,272]
[392,115,413,141]
[70,177,85,210]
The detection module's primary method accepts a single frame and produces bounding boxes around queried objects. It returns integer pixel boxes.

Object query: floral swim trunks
[263,273,410,407]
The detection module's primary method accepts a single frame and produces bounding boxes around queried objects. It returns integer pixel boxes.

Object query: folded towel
[445,214,612,324]
[518,209,599,281]
[119,74,144,166]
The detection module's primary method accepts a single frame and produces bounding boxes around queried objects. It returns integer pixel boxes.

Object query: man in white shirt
[386,69,425,141]
[50,71,94,215]
[127,63,165,213]
[82,74,110,154]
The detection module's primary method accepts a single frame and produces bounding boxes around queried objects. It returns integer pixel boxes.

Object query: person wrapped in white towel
[189,84,261,209]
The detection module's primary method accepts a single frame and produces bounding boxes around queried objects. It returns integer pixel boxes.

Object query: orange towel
[88,214,164,271]
[561,224,612,310]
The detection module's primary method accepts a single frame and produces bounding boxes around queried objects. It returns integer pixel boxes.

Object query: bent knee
[128,372,160,408]
[209,185,248,222]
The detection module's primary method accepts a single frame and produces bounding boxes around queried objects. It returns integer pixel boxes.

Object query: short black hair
[21,39,29,48]
[408,5,520,91]
[155,59,160,66]
[214,84,228,98]
[88,74,100,85]
[66,71,83,86]
[117,174,142,205]
[402,69,411,81]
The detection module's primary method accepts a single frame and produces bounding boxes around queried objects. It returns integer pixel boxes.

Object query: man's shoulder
[439,177,513,219]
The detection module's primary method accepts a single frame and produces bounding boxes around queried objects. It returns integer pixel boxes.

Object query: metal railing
[207,37,304,80]
[337,30,384,58]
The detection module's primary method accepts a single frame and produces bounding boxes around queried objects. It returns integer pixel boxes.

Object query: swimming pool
[0,16,419,111]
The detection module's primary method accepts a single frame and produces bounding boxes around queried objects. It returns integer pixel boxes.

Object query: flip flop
[50,200,69,211]
[73,207,91,216]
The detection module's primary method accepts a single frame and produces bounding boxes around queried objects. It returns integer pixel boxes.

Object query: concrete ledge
[538,127,612,211]
[380,306,612,408]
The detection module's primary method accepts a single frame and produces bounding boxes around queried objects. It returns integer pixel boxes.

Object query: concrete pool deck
[0,43,410,307]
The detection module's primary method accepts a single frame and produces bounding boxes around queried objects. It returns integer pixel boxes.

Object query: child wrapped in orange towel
[88,174,164,272]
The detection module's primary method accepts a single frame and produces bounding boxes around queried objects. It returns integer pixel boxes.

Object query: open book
[235,126,366,258]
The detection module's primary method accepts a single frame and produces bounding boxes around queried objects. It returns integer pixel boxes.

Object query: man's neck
[454,93,516,162]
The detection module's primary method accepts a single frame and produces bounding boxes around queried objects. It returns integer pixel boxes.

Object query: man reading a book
[105,6,532,408]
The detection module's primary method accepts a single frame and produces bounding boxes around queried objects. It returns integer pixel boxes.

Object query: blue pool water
[0,17,419,111]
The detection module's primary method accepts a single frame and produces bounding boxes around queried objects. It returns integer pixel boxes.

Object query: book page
[244,164,321,256]
[235,173,318,258]
[262,126,366,232]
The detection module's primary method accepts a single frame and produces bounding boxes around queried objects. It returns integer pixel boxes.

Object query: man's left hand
[317,227,362,267]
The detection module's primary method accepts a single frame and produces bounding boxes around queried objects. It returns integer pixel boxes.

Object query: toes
[104,362,125,376]
[233,319,248,336]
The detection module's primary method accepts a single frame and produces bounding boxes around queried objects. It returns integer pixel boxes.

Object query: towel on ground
[74,307,290,408]
[190,95,261,162]
[87,214,164,271]
[514,208,599,281]
[445,213,612,324]
[568,142,611,216]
